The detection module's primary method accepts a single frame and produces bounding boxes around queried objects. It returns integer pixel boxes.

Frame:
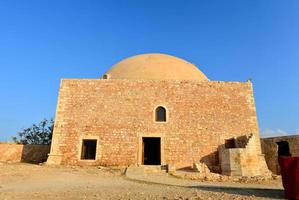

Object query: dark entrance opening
[81,139,97,160]
[276,141,291,157]
[225,138,236,148]
[143,137,161,165]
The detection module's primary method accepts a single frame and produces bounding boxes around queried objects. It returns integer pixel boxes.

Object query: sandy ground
[0,162,284,200]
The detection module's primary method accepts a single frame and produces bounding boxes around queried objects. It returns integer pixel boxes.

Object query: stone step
[143,165,167,173]
[125,165,167,179]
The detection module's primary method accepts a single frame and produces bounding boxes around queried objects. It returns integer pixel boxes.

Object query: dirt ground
[0,162,284,200]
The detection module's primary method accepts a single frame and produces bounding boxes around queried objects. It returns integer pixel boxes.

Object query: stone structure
[0,142,50,163]
[219,134,270,176]
[47,53,268,175]
[261,135,299,174]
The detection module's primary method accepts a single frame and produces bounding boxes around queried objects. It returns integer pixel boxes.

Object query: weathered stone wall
[48,79,262,169]
[261,135,299,174]
[0,143,50,163]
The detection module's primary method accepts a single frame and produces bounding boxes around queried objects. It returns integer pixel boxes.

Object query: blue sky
[0,0,298,141]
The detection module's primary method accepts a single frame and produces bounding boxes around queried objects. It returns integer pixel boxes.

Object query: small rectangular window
[81,139,97,160]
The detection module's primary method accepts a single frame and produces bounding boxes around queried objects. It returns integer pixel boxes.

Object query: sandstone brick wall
[261,135,299,174]
[0,143,50,163]
[48,79,261,169]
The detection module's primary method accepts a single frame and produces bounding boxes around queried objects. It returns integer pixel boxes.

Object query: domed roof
[104,53,208,81]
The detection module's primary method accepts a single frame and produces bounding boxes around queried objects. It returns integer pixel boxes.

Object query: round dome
[104,53,208,81]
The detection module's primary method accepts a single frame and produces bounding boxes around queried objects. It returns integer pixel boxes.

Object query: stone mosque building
[47,53,269,176]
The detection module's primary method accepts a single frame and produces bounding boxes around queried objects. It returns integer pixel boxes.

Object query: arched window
[155,106,166,122]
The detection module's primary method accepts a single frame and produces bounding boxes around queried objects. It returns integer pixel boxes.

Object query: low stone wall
[0,143,50,163]
[261,135,299,175]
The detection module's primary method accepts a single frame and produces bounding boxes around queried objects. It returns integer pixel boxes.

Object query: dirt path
[0,162,284,200]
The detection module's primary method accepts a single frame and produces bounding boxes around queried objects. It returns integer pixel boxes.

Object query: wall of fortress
[0,143,50,163]
[261,135,299,174]
[48,79,261,169]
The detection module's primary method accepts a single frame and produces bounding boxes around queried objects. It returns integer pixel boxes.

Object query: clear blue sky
[0,0,298,141]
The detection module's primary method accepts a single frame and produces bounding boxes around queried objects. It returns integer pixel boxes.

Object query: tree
[12,119,54,145]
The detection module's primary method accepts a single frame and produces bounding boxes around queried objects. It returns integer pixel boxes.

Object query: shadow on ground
[189,185,284,199]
